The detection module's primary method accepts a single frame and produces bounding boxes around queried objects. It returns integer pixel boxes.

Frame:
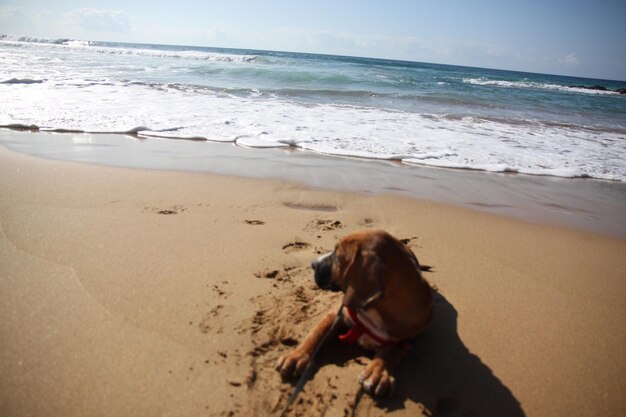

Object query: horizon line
[2,33,626,83]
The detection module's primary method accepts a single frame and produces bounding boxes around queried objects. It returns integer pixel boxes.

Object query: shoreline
[1,140,625,417]
[1,129,625,238]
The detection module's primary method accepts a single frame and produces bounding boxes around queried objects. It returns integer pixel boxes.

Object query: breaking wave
[463,78,622,95]
[1,34,260,63]
[1,36,625,182]
[0,34,87,45]
[0,77,44,84]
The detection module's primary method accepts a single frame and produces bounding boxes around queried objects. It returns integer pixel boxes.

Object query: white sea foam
[1,34,260,63]
[84,45,261,62]
[1,76,624,181]
[65,40,93,48]
[0,35,73,45]
[464,78,621,95]
[1,39,624,182]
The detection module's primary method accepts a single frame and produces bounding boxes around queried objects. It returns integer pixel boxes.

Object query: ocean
[1,35,625,182]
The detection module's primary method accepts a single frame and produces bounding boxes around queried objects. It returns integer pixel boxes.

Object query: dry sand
[1,144,625,417]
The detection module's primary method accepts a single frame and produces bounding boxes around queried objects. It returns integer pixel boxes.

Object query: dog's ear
[342,248,386,310]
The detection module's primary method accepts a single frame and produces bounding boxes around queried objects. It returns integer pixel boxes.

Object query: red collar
[339,307,399,347]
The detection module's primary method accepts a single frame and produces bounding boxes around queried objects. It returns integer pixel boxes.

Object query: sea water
[1,35,625,181]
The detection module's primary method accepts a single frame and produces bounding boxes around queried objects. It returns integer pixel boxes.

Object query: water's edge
[1,129,625,238]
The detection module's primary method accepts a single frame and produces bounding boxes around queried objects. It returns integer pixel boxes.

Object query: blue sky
[1,0,625,80]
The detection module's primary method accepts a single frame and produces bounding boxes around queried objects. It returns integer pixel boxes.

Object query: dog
[276,229,433,397]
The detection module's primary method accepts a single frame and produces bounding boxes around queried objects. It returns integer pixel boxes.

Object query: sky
[1,0,625,81]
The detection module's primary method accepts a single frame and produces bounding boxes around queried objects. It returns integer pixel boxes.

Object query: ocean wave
[264,87,380,99]
[0,78,45,84]
[65,40,93,48]
[455,115,626,135]
[0,123,198,137]
[401,158,590,179]
[1,72,623,181]
[0,34,260,63]
[0,34,83,46]
[463,78,621,95]
[87,45,261,63]
[1,74,623,181]
[1,38,625,182]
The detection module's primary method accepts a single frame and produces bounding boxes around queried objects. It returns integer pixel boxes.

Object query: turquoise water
[1,36,625,180]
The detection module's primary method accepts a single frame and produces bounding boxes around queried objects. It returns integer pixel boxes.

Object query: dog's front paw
[276,348,311,379]
[359,357,396,397]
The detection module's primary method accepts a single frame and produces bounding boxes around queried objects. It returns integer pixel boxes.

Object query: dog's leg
[276,304,341,379]
[360,344,410,396]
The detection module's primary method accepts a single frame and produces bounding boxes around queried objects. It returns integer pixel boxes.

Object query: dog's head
[312,231,387,310]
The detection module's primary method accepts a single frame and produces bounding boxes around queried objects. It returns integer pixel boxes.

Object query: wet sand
[1,130,625,238]
[0,139,625,417]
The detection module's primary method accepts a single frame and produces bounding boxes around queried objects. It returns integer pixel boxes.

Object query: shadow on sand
[322,292,525,417]
[394,292,525,416]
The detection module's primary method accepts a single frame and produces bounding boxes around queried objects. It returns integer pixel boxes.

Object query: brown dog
[276,229,433,396]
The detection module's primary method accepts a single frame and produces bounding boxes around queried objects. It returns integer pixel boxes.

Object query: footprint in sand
[145,205,188,215]
[282,241,311,253]
[212,284,229,297]
[245,219,265,225]
[308,218,345,232]
[359,217,375,227]
[254,266,299,281]
[255,269,281,279]
[400,236,423,250]
[283,202,338,212]
[198,304,224,334]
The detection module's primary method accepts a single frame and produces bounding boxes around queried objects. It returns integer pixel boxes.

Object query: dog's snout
[311,258,320,271]
[312,252,336,291]
[312,252,332,269]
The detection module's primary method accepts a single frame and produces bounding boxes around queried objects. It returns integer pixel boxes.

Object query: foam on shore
[2,39,625,182]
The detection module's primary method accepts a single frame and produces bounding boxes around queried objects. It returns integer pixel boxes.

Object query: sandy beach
[1,140,625,417]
